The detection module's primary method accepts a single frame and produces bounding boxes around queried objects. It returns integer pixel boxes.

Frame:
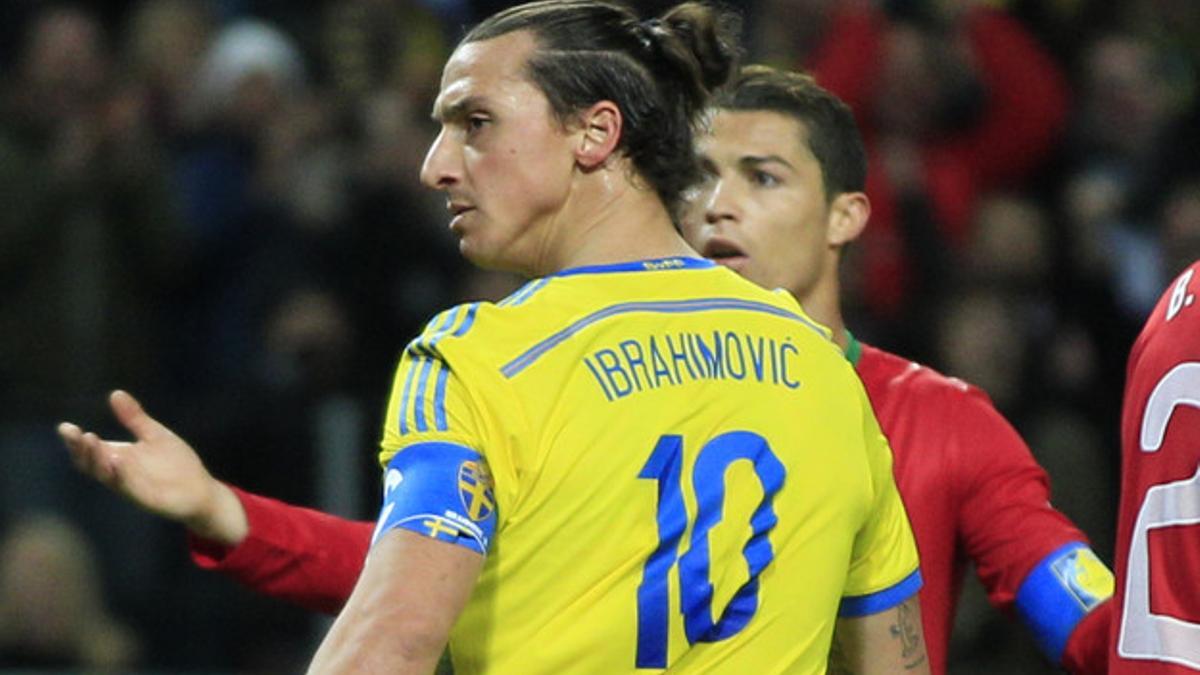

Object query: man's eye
[752,170,780,187]
[467,116,489,132]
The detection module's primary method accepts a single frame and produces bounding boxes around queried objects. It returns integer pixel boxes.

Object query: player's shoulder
[405,276,568,354]
[1136,261,1200,354]
[408,301,487,353]
[856,342,1036,477]
[854,341,1020,440]
[1124,260,1200,396]
[856,341,979,404]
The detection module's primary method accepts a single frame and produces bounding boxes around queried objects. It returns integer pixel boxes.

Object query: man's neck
[536,170,694,274]
[795,275,849,351]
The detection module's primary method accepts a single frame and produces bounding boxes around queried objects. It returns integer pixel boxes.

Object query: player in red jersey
[61,65,1109,672]
[1110,260,1200,674]
[687,66,1112,675]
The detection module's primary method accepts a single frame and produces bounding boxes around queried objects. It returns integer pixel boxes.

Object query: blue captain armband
[371,442,497,556]
[1015,542,1114,664]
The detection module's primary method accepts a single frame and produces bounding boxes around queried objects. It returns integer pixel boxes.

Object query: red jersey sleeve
[952,386,1112,668]
[188,485,372,615]
[953,387,1083,607]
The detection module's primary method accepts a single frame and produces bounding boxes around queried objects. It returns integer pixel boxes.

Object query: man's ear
[827,192,870,247]
[575,100,623,170]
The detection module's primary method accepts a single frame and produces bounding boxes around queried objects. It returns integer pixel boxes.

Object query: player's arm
[308,436,497,673]
[307,529,482,674]
[838,379,930,674]
[952,388,1113,672]
[831,595,930,674]
[58,390,372,615]
[309,329,501,673]
[190,488,373,615]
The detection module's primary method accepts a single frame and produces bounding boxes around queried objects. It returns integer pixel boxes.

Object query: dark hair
[465,1,740,219]
[713,65,866,200]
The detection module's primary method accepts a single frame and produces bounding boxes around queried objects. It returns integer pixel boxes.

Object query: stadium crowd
[1,0,1198,672]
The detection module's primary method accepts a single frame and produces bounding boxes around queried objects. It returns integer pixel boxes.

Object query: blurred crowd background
[1,0,1198,672]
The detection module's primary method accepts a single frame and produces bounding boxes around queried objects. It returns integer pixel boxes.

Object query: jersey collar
[844,330,863,366]
[547,257,715,278]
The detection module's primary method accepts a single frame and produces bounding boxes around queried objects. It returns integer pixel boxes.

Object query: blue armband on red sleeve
[371,441,497,555]
[1015,542,1114,664]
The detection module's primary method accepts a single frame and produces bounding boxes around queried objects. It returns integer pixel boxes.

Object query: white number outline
[1118,362,1200,668]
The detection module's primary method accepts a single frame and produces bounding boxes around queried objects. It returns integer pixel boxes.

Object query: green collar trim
[844,330,862,366]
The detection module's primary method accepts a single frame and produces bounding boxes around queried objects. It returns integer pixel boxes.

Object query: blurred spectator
[935,289,1027,414]
[0,5,186,569]
[0,5,184,420]
[1065,26,1199,318]
[1162,177,1200,275]
[965,194,1058,357]
[745,0,838,66]
[968,194,1054,291]
[0,514,141,670]
[799,1,1069,350]
[124,0,215,138]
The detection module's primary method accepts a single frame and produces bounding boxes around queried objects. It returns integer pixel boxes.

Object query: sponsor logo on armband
[1051,547,1115,610]
[1016,542,1115,663]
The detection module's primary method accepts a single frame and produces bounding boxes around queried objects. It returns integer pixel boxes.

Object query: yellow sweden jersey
[379,257,919,674]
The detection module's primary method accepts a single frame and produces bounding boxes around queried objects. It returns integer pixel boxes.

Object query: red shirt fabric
[851,338,1109,674]
[189,338,1111,673]
[1110,261,1200,674]
[189,487,371,616]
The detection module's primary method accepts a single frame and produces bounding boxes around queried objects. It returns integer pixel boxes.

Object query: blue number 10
[635,431,786,668]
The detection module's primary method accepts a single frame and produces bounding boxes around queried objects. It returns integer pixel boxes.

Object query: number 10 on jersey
[636,431,786,668]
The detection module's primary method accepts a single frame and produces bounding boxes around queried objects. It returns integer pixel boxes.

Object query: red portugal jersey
[1112,261,1200,673]
[850,336,1111,675]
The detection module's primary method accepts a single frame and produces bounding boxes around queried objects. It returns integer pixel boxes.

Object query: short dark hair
[465,1,740,220]
[713,65,866,200]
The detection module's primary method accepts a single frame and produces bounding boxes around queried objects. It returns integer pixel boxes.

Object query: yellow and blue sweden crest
[458,460,495,522]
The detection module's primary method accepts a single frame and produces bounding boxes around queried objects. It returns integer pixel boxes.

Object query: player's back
[380,258,918,674]
[1112,260,1200,673]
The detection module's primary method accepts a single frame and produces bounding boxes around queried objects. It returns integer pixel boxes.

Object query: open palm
[58,390,217,526]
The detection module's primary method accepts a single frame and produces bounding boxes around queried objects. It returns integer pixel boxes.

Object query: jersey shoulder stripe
[498,278,550,307]
[500,297,829,379]
[399,303,482,436]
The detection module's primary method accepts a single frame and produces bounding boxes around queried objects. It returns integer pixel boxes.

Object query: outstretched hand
[58,391,248,546]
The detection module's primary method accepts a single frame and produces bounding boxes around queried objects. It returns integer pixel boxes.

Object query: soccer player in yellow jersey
[59,2,929,673]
